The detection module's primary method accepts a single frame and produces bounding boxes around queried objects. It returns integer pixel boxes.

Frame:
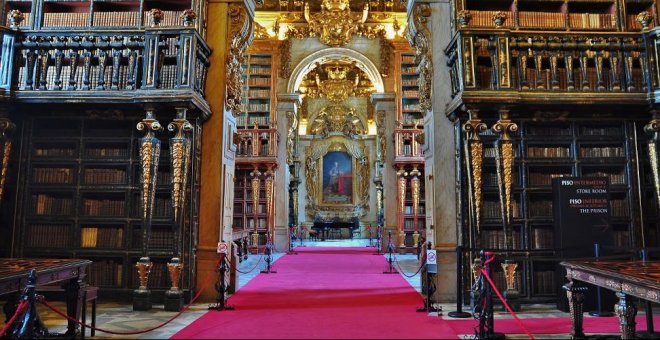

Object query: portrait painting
[322,151,353,204]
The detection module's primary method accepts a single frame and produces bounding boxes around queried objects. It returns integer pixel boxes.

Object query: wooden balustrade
[236,128,279,160]
[394,127,424,163]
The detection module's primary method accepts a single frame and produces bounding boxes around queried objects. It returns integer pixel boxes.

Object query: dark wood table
[0,258,92,337]
[561,260,660,339]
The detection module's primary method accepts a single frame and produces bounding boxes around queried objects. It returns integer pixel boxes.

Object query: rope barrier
[392,256,425,278]
[479,267,534,340]
[38,257,221,336]
[230,247,266,275]
[0,300,29,338]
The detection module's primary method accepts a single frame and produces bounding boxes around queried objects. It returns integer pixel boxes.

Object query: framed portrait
[320,151,354,205]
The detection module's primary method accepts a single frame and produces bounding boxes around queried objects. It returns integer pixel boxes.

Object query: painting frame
[319,151,356,206]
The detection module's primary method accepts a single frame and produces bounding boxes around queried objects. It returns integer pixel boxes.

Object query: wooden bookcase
[398,52,424,128]
[238,53,275,130]
[232,168,269,248]
[19,115,200,298]
[2,0,203,31]
[457,0,658,32]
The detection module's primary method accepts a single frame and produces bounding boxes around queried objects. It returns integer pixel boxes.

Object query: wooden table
[561,260,660,339]
[0,258,92,338]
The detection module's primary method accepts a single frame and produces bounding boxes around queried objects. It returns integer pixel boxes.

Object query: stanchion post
[477,251,504,340]
[374,225,383,255]
[287,225,298,255]
[589,243,614,317]
[208,252,235,311]
[417,242,439,313]
[261,235,278,274]
[448,246,471,318]
[11,270,48,338]
[383,231,396,274]
[366,224,373,247]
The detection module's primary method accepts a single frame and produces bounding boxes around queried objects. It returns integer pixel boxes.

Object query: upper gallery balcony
[235,128,279,166]
[444,30,652,115]
[0,25,211,118]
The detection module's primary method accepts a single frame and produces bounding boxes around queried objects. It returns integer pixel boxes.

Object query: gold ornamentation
[137,113,163,221]
[397,168,407,249]
[637,11,654,31]
[286,111,298,165]
[304,136,370,219]
[148,8,164,27]
[7,9,24,30]
[492,11,507,28]
[254,22,271,40]
[136,257,153,290]
[251,168,261,233]
[376,110,386,162]
[457,10,472,28]
[380,35,393,77]
[265,167,274,234]
[299,60,376,102]
[407,3,432,112]
[471,258,482,281]
[492,111,518,230]
[309,106,365,138]
[226,4,254,117]
[646,118,660,207]
[292,189,299,223]
[303,0,369,46]
[167,257,183,290]
[279,39,292,78]
[463,112,486,234]
[0,118,15,205]
[501,261,518,290]
[168,112,193,223]
[181,9,197,27]
[410,167,420,232]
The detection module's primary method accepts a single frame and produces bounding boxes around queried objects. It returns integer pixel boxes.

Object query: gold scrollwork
[286,111,298,165]
[167,257,183,290]
[168,115,193,222]
[646,118,660,207]
[226,3,254,117]
[265,167,274,233]
[251,168,261,230]
[303,0,369,47]
[463,113,487,234]
[0,118,15,205]
[137,113,163,221]
[279,39,292,78]
[376,110,386,162]
[501,261,518,290]
[410,167,420,233]
[136,257,153,291]
[407,3,432,112]
[492,111,518,227]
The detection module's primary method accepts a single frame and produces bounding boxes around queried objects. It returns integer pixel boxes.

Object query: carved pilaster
[397,167,408,250]
[264,166,274,235]
[462,110,487,235]
[169,109,193,226]
[407,3,432,112]
[380,35,393,78]
[286,111,298,165]
[615,291,637,339]
[645,116,660,208]
[137,110,163,257]
[226,3,254,117]
[279,39,291,79]
[0,117,15,205]
[251,168,261,247]
[492,110,518,249]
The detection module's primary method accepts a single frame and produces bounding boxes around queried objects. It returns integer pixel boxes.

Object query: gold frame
[318,147,358,207]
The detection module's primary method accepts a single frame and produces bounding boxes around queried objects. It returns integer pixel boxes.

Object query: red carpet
[173,247,659,339]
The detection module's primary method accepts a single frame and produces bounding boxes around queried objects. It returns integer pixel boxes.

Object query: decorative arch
[287,48,385,94]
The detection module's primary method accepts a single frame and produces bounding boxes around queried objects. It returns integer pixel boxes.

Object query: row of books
[402,90,419,98]
[80,227,124,249]
[243,103,270,112]
[611,199,628,217]
[532,228,554,249]
[481,230,522,249]
[142,10,187,27]
[483,172,520,186]
[5,12,30,27]
[527,146,570,158]
[159,64,179,89]
[88,261,123,288]
[518,11,566,28]
[247,218,268,228]
[157,171,173,186]
[584,171,625,185]
[402,79,418,86]
[579,146,624,158]
[83,198,125,216]
[85,147,129,158]
[466,11,515,28]
[526,126,572,136]
[245,204,267,214]
[92,11,140,27]
[403,219,426,230]
[153,197,173,217]
[248,67,271,76]
[83,168,127,185]
[149,229,175,250]
[484,146,521,158]
[402,104,421,112]
[482,200,521,219]
[568,13,616,29]
[528,200,553,217]
[249,57,272,65]
[401,67,418,74]
[43,12,89,27]
[401,55,416,64]
[581,126,623,136]
[248,89,270,98]
[32,194,73,215]
[26,224,70,248]
[533,271,556,294]
[236,116,270,127]
[528,172,570,186]
[613,230,629,247]
[236,144,272,157]
[33,167,74,184]
[248,78,271,86]
[626,14,645,30]
[35,146,76,157]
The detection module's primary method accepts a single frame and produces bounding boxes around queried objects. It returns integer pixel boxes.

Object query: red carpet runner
[173,247,660,339]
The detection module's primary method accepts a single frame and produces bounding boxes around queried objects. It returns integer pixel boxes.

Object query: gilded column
[165,107,193,311]
[250,168,261,252]
[410,166,421,249]
[645,115,660,210]
[134,109,162,311]
[264,166,275,242]
[397,167,408,252]
[0,116,15,205]
[462,110,487,241]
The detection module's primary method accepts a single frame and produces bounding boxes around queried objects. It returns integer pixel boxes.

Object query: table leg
[615,291,637,340]
[64,277,85,338]
[564,281,588,339]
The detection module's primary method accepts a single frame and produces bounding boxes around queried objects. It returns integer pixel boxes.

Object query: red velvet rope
[480,267,535,340]
[0,300,30,338]
[38,257,221,336]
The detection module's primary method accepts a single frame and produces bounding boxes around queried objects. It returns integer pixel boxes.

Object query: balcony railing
[445,30,650,110]
[236,128,279,160]
[394,128,424,163]
[0,27,211,116]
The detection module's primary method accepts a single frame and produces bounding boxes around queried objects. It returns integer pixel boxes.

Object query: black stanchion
[261,238,277,274]
[638,249,656,339]
[366,224,373,247]
[374,225,383,255]
[383,231,396,274]
[589,243,614,317]
[10,270,48,338]
[242,238,249,260]
[208,253,235,311]
[417,242,440,313]
[287,225,298,255]
[448,245,471,318]
[299,226,306,247]
[475,251,504,340]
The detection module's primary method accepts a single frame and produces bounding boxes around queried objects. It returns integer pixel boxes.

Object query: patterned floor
[0,239,638,338]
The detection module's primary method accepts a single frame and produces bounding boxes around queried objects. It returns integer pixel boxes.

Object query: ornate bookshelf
[398,52,424,128]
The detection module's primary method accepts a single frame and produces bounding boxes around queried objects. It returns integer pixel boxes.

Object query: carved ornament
[286,111,298,165]
[492,111,518,229]
[407,3,432,112]
[0,118,15,204]
[309,105,366,138]
[462,112,487,234]
[303,0,369,46]
[279,39,292,78]
[645,118,660,209]
[168,115,193,222]
[226,4,254,117]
